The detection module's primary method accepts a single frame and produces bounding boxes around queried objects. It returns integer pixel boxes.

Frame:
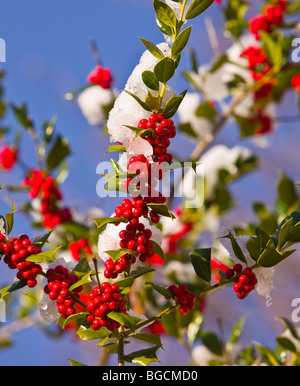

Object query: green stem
[198,263,259,299]
[69,291,87,309]
[158,0,188,109]
[92,257,101,289]
[125,304,177,338]
[118,326,125,366]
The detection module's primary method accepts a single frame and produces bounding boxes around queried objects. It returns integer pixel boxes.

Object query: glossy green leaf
[138,38,164,60]
[142,70,160,91]
[90,216,126,229]
[227,316,246,346]
[26,245,62,263]
[161,89,188,119]
[46,135,71,171]
[32,231,53,248]
[201,331,223,356]
[151,240,165,260]
[107,312,142,331]
[123,90,153,112]
[104,145,126,155]
[221,232,247,263]
[131,333,163,348]
[171,26,192,56]
[154,0,177,27]
[76,325,111,341]
[69,271,94,292]
[190,248,211,282]
[62,312,90,330]
[69,359,88,366]
[147,203,176,219]
[71,257,92,277]
[153,58,175,84]
[122,346,160,366]
[186,0,214,20]
[144,282,175,299]
[104,248,137,263]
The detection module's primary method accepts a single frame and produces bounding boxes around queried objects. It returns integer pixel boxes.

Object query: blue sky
[0,0,300,365]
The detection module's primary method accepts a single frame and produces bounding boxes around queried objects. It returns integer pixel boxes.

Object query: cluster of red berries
[87,65,113,89]
[114,196,149,224]
[240,47,273,134]
[240,46,271,83]
[0,145,18,171]
[138,114,175,163]
[22,169,72,228]
[104,221,155,279]
[1,234,42,288]
[69,239,92,261]
[225,264,258,300]
[249,0,287,39]
[44,265,83,319]
[167,284,195,315]
[86,282,127,331]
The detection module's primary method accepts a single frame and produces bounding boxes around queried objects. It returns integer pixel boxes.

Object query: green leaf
[155,13,173,36]
[227,316,246,346]
[153,0,177,27]
[89,216,126,229]
[257,239,295,268]
[9,103,33,128]
[178,122,198,138]
[76,325,111,341]
[123,90,153,112]
[32,231,53,248]
[161,89,188,119]
[260,31,283,67]
[277,174,298,212]
[124,125,155,139]
[62,312,90,330]
[142,70,160,91]
[145,91,161,111]
[276,317,300,341]
[138,38,164,60]
[171,26,192,56]
[131,333,163,348]
[201,331,223,356]
[153,58,175,84]
[71,257,92,277]
[151,240,165,260]
[107,312,142,331]
[69,359,88,367]
[185,0,214,20]
[122,346,160,366]
[195,102,217,121]
[289,222,300,243]
[189,248,211,283]
[0,280,29,298]
[69,271,94,292]
[247,228,271,262]
[144,282,175,299]
[4,202,16,236]
[277,218,293,250]
[276,337,297,353]
[104,248,137,263]
[26,245,62,263]
[187,312,204,346]
[221,232,247,263]
[147,203,176,219]
[46,135,71,171]
[104,145,126,155]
